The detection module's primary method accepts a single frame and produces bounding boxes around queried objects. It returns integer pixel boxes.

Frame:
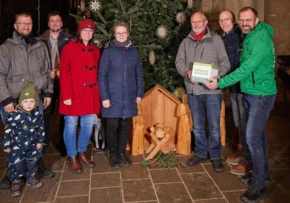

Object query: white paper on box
[191,62,218,83]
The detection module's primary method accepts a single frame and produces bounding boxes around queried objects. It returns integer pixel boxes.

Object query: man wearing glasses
[0,12,52,189]
[175,12,229,172]
[218,10,250,176]
[206,7,276,203]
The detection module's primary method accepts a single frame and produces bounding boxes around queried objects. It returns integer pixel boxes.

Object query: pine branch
[96,10,108,25]
[116,0,128,20]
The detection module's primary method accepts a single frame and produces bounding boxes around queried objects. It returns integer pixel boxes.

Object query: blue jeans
[244,94,276,188]
[63,114,96,157]
[188,94,222,159]
[230,93,251,162]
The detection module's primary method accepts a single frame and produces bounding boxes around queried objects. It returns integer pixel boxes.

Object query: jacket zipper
[123,50,126,119]
[251,72,255,86]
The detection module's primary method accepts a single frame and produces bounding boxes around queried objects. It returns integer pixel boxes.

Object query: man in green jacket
[205,7,277,203]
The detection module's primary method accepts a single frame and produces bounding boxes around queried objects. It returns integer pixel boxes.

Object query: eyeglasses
[218,18,232,23]
[115,32,128,36]
[190,20,206,25]
[16,22,33,27]
[238,19,255,24]
[82,29,94,33]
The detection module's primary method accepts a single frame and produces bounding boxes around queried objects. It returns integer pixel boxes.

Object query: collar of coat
[7,31,39,47]
[38,29,70,41]
[187,27,214,43]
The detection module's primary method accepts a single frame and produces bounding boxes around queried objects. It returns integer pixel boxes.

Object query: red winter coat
[59,41,101,116]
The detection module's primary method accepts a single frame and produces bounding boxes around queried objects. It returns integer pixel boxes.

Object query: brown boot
[69,156,83,174]
[79,152,96,168]
[226,155,243,166]
[230,162,253,176]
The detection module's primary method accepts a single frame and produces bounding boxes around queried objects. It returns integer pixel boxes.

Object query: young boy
[1,82,45,197]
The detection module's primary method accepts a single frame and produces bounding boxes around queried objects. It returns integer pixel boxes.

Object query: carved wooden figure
[176,94,193,155]
[131,104,145,155]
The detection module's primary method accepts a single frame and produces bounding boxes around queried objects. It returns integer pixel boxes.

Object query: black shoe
[26,176,43,188]
[187,155,206,166]
[212,159,224,172]
[11,181,21,197]
[0,174,11,189]
[110,156,121,169]
[240,173,273,186]
[38,158,55,179]
[119,153,132,167]
[240,185,267,203]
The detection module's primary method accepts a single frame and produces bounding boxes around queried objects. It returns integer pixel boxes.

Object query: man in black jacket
[39,11,71,178]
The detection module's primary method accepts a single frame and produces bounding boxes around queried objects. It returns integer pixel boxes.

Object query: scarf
[190,28,206,41]
[113,39,132,50]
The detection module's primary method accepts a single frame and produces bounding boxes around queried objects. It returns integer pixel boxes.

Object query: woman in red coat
[59,19,100,174]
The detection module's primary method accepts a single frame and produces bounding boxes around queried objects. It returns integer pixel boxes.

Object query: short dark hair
[229,11,236,23]
[239,7,258,18]
[47,11,62,21]
[15,12,32,23]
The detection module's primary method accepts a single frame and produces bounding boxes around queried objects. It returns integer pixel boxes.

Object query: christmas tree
[72,0,202,93]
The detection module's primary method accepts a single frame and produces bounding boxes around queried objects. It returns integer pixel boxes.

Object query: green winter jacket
[218,22,277,96]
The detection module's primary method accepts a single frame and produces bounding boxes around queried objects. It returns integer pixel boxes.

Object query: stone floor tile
[92,153,120,173]
[61,162,91,181]
[57,180,90,197]
[277,158,290,169]
[181,173,223,200]
[176,155,205,173]
[0,187,22,203]
[55,196,89,203]
[0,157,6,173]
[223,191,245,203]
[155,183,192,203]
[121,163,149,180]
[21,172,61,203]
[268,155,287,169]
[91,173,121,188]
[43,154,66,172]
[270,169,290,192]
[130,154,145,163]
[90,187,122,203]
[46,143,62,154]
[150,168,181,183]
[264,182,290,203]
[203,164,247,191]
[122,179,156,202]
[195,199,228,203]
[268,140,290,159]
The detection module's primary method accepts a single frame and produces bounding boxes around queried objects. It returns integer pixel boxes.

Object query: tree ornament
[188,0,194,8]
[149,50,155,65]
[80,0,85,12]
[173,87,186,99]
[156,25,168,39]
[176,12,186,24]
[89,0,101,12]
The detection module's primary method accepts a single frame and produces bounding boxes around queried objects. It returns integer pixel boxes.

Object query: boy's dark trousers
[105,118,131,157]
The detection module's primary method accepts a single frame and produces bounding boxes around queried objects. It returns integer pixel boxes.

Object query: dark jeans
[230,92,251,162]
[187,94,222,160]
[244,94,276,188]
[105,118,131,157]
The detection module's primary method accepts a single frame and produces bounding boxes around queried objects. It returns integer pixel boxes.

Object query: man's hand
[136,97,142,104]
[4,148,10,153]
[50,70,56,79]
[64,99,72,105]
[187,70,199,85]
[43,97,51,109]
[102,100,110,108]
[36,143,43,150]
[204,78,218,90]
[4,103,15,113]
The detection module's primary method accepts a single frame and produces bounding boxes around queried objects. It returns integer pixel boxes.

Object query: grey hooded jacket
[0,31,52,106]
[175,27,230,95]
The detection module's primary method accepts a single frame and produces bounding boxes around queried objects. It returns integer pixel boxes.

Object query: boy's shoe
[0,174,11,189]
[226,155,243,166]
[110,156,121,169]
[240,184,267,203]
[26,176,43,188]
[230,162,253,176]
[187,155,207,166]
[11,181,22,197]
[38,158,55,179]
[119,153,132,167]
[212,159,224,172]
[240,173,273,186]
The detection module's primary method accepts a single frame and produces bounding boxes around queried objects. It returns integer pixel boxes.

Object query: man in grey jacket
[0,12,53,189]
[175,12,229,172]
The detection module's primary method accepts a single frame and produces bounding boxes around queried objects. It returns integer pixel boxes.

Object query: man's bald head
[190,12,208,34]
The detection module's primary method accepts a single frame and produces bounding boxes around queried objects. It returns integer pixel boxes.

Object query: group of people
[0,11,144,197]
[0,5,276,203]
[176,7,276,203]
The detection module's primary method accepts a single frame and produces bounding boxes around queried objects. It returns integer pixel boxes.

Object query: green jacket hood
[250,22,274,38]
